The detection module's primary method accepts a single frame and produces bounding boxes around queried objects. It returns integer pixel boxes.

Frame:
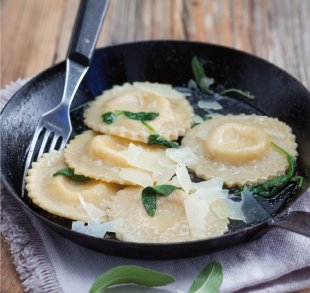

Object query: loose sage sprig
[53,167,90,182]
[188,262,223,293]
[142,185,180,216]
[230,142,303,198]
[102,110,179,148]
[192,56,255,100]
[89,265,175,293]
[89,262,223,293]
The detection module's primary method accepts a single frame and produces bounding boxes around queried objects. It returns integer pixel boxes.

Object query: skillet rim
[1,40,309,249]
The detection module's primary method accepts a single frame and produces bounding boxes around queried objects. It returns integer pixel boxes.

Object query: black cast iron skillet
[1,41,310,259]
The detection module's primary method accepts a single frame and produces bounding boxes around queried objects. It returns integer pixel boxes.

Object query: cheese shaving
[184,197,210,239]
[78,194,106,223]
[156,165,177,185]
[165,147,198,166]
[120,143,166,174]
[226,200,246,221]
[72,221,111,237]
[193,115,204,124]
[119,168,154,187]
[72,218,124,238]
[175,163,193,194]
[198,100,223,110]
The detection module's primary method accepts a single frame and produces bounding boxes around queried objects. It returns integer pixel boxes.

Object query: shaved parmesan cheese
[119,168,154,187]
[157,155,175,167]
[195,177,224,191]
[198,100,223,110]
[78,194,106,223]
[120,143,143,161]
[170,176,182,187]
[156,165,177,185]
[241,188,270,223]
[175,163,193,194]
[184,197,210,239]
[193,178,228,203]
[120,143,166,174]
[72,220,111,237]
[166,147,198,166]
[193,189,227,204]
[72,218,124,238]
[193,115,204,124]
[226,199,246,221]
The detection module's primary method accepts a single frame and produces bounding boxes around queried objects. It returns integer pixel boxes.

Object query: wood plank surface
[1,1,309,292]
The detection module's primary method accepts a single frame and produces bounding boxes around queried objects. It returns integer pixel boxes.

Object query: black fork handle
[268,210,310,237]
[67,0,110,67]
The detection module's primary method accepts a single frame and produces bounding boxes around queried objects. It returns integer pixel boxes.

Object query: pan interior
[23,84,302,236]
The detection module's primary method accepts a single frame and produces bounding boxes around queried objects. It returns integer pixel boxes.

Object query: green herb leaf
[188,262,223,293]
[102,110,159,125]
[53,168,89,182]
[291,176,304,188]
[192,57,214,95]
[141,121,157,133]
[229,142,302,198]
[219,88,255,100]
[148,134,179,148]
[142,187,157,216]
[142,185,180,216]
[89,265,175,293]
[123,111,159,121]
[153,185,180,196]
[101,112,118,124]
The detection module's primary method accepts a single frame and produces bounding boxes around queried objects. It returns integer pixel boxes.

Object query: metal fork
[22,0,110,196]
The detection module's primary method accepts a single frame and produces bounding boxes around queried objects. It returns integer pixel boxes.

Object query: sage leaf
[89,265,175,293]
[122,111,159,121]
[192,57,214,94]
[142,187,157,217]
[102,112,118,124]
[142,185,180,216]
[147,134,179,148]
[53,168,89,182]
[153,185,180,196]
[141,121,157,133]
[229,142,303,198]
[188,262,223,293]
[102,110,159,125]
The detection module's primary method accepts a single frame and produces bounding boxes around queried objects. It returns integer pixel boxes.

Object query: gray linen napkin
[1,80,310,293]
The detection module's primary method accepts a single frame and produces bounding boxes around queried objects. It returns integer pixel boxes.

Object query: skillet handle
[67,0,110,67]
[268,211,310,237]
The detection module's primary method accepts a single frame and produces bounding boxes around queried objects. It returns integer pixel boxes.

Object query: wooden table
[1,1,309,292]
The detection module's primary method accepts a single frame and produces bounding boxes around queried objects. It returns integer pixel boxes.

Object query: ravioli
[25,150,120,222]
[182,115,297,187]
[107,186,229,242]
[64,130,172,186]
[84,82,193,143]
